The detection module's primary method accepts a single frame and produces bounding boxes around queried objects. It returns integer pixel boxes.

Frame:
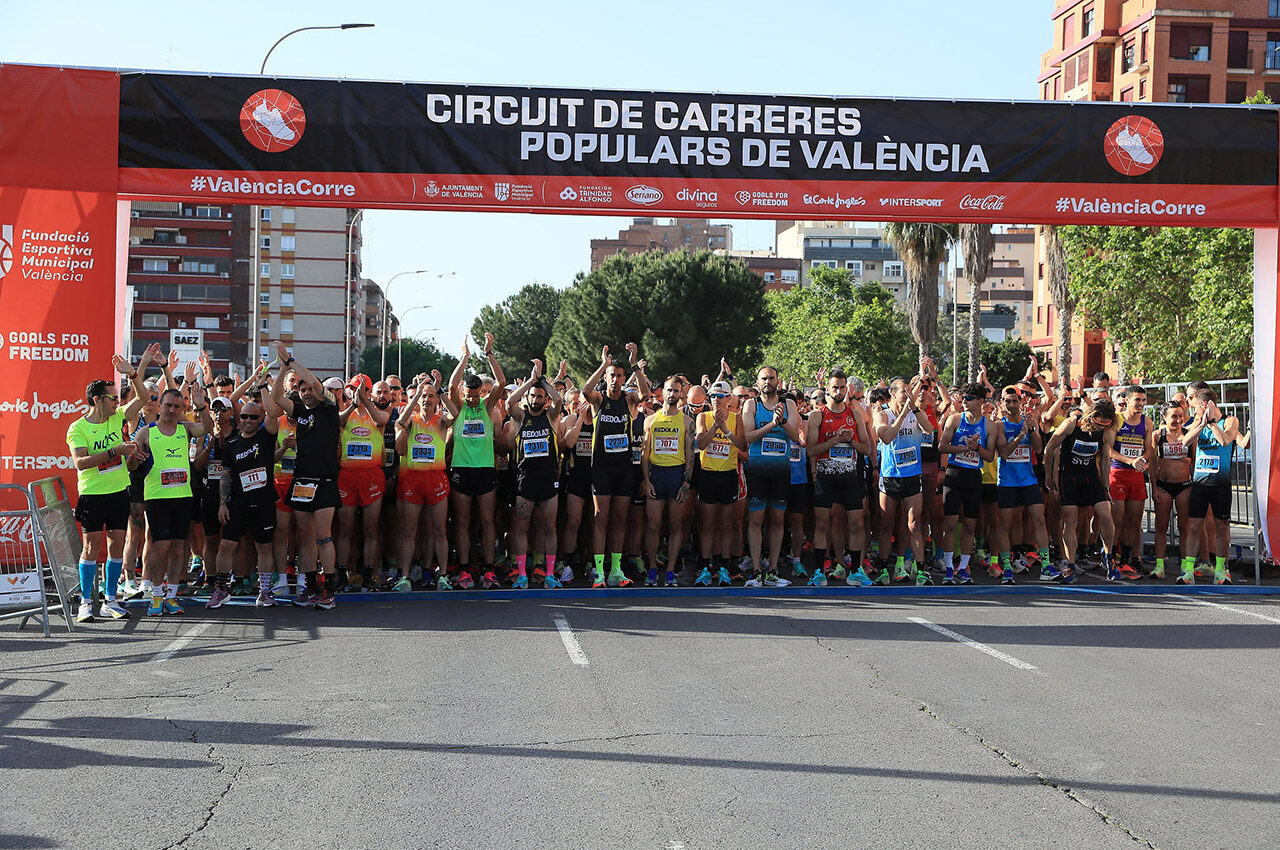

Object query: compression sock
[1000,552,1013,579]
[545,555,557,576]
[941,551,953,571]
[1039,547,1051,567]
[515,554,527,577]
[258,572,272,592]
[610,552,623,573]
[78,560,96,602]
[959,554,971,571]
[104,558,123,599]
[813,548,827,571]
[593,553,605,576]
[850,551,862,570]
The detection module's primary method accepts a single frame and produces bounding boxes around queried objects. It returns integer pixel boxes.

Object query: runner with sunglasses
[1044,399,1118,583]
[938,383,998,584]
[994,385,1055,582]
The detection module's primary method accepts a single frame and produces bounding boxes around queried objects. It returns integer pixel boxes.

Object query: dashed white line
[553,615,589,666]
[1178,595,1280,625]
[908,616,1039,671]
[149,622,213,663]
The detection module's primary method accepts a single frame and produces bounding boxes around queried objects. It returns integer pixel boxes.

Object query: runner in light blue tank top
[872,375,934,586]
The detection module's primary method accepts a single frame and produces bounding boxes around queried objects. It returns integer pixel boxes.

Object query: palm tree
[1041,224,1075,385]
[959,223,994,385]
[884,222,958,362]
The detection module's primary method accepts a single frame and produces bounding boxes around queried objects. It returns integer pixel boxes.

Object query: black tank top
[592,394,632,468]
[1060,422,1102,477]
[515,411,558,478]
[292,396,340,478]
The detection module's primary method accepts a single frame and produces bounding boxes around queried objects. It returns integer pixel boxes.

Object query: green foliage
[759,266,917,386]
[1060,226,1253,382]
[469,283,562,377]
[931,310,1031,388]
[360,337,458,382]
[546,250,769,382]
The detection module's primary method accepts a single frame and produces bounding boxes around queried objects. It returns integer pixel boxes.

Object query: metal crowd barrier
[0,481,74,637]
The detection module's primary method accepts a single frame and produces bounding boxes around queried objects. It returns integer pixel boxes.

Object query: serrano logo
[626,185,663,205]
[352,427,371,437]
[0,225,12,280]
[240,89,306,153]
[1104,115,1164,176]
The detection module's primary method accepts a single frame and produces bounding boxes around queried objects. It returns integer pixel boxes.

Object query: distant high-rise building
[951,227,1037,342]
[590,218,732,269]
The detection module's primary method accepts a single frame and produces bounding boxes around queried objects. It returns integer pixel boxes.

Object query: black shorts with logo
[144,497,193,541]
[1059,472,1108,508]
[287,476,341,512]
[698,469,739,505]
[1188,481,1232,521]
[74,489,130,533]
[878,474,922,501]
[997,484,1044,510]
[516,472,559,503]
[591,463,634,498]
[813,473,864,510]
[222,498,277,544]
[449,466,498,498]
[942,467,983,520]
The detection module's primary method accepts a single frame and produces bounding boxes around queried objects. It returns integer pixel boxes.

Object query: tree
[959,223,995,385]
[884,222,957,361]
[1060,225,1253,382]
[760,266,917,386]
[469,283,562,377]
[546,250,769,382]
[360,337,458,382]
[1041,224,1075,385]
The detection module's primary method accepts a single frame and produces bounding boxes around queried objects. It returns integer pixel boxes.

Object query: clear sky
[2,0,1048,353]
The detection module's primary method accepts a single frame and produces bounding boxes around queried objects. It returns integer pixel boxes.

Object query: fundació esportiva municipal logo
[240,89,306,153]
[0,225,13,280]
[1103,115,1164,176]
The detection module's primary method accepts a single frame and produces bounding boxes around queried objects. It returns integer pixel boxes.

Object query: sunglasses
[239,414,260,421]
[709,393,727,399]
[99,395,118,401]
[962,395,978,402]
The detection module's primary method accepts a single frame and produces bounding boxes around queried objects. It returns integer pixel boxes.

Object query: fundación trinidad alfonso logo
[0,225,12,280]
[240,89,306,153]
[1103,115,1164,176]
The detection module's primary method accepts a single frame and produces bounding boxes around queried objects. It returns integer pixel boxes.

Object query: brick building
[590,218,732,269]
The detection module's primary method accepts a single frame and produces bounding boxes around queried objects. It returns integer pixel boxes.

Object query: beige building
[950,227,1037,340]
[590,218,733,269]
[774,221,910,307]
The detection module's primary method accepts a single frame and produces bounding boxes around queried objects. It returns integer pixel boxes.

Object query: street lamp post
[344,209,365,382]
[381,270,430,376]
[397,305,433,376]
[250,23,374,371]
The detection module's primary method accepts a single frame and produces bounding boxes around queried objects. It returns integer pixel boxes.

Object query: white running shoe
[99,599,130,620]
[1116,127,1153,165]
[252,103,296,142]
[76,601,95,623]
[559,565,574,584]
[272,573,290,593]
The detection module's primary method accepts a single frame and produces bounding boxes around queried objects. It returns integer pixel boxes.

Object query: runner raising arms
[993,385,1054,583]
[874,374,935,585]
[394,372,456,590]
[335,374,391,591]
[1179,388,1239,585]
[505,359,565,588]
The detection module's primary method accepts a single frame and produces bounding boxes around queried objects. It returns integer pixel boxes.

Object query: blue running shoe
[1039,562,1062,582]
[695,567,713,586]
[1058,564,1077,585]
[791,558,808,579]
[512,574,529,589]
[942,566,956,586]
[1107,567,1121,582]
[808,570,827,587]
[847,568,874,587]
[644,567,659,587]
[543,573,563,589]
[146,595,164,617]
[664,570,679,587]
[956,567,974,585]
[716,567,733,586]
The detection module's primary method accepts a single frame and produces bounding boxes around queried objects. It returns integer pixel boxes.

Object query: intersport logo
[626,185,663,205]
[959,194,1006,211]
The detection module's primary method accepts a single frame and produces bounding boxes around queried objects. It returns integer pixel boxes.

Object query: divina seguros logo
[240,89,306,153]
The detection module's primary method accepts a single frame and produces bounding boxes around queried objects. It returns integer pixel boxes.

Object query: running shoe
[942,568,956,586]
[531,566,547,583]
[791,558,808,579]
[479,571,500,590]
[255,589,278,607]
[847,568,874,587]
[664,571,679,587]
[829,563,848,581]
[1107,567,1122,582]
[987,563,1003,579]
[341,578,364,593]
[1194,561,1211,579]
[915,569,934,587]
[763,572,790,588]
[205,588,230,609]
[1001,573,1016,586]
[504,565,521,584]
[644,567,659,587]
[876,569,891,586]
[76,601,94,623]
[1175,568,1194,585]
[435,575,453,591]
[511,574,529,590]
[543,573,562,589]
[715,566,733,586]
[315,590,336,610]
[607,568,632,588]
[1039,562,1062,582]
[99,599,129,620]
[1057,564,1077,585]
[892,563,911,584]
[119,580,142,600]
[163,598,184,615]
[1148,563,1166,580]
[147,596,164,616]
[272,573,290,593]
[695,567,713,586]
[808,570,827,587]
[559,565,575,585]
[956,567,974,585]
[743,574,764,588]
[252,102,296,141]
[456,572,476,590]
[1012,556,1031,575]
[393,576,412,593]
[591,568,607,589]
[1214,567,1232,586]
[1117,564,1141,581]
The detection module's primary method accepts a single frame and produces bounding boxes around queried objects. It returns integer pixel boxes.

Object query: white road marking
[149,622,213,663]
[553,615,589,666]
[1178,595,1280,625]
[908,617,1038,671]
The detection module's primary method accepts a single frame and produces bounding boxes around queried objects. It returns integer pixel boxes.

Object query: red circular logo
[240,89,306,153]
[1103,115,1163,176]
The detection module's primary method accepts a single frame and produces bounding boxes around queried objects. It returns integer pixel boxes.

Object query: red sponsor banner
[117,169,1276,227]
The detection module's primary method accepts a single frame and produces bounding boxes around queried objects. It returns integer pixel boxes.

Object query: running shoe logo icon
[1103,115,1164,176]
[239,89,306,153]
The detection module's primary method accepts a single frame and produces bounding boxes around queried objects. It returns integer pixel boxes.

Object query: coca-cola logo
[959,193,1006,211]
[0,516,34,545]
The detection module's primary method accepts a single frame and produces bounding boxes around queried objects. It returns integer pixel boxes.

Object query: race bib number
[280,454,296,473]
[1195,454,1220,474]
[97,457,122,474]
[576,436,592,457]
[603,433,629,453]
[761,437,787,457]
[461,420,486,438]
[1162,442,1186,460]
[291,482,317,503]
[955,450,979,467]
[1072,441,1099,461]
[239,467,267,492]
[345,441,373,460]
[411,445,437,464]
[893,446,918,468]
[206,461,224,480]
[1008,445,1031,463]
[1120,442,1143,459]
[654,436,680,455]
[829,444,854,460]
[705,440,731,460]
[160,468,188,488]
[523,438,549,458]
[789,444,804,463]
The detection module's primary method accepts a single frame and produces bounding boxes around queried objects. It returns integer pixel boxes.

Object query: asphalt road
[3,589,1279,850]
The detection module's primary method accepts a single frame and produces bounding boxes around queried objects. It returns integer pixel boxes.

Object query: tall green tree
[959,223,994,385]
[1060,225,1253,382]
[360,337,458,382]
[1041,224,1076,385]
[884,222,957,361]
[547,250,768,382]
[469,282,562,377]
[761,266,916,386]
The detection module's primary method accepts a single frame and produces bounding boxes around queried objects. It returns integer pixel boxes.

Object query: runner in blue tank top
[872,373,934,585]
[994,385,1053,582]
[742,366,800,588]
[938,383,997,585]
[1178,387,1239,585]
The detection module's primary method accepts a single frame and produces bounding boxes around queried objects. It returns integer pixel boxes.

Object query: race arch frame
[0,63,1277,549]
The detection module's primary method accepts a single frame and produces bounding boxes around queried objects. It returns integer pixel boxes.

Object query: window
[1228,31,1250,68]
[280,263,295,279]
[1269,35,1280,70]
[1167,76,1209,102]
[140,314,167,328]
[280,319,294,335]
[281,235,295,252]
[810,260,837,269]
[1037,306,1043,324]
[260,208,271,222]
[1095,44,1112,83]
[781,269,799,282]
[1139,78,1147,100]
[281,292,294,307]
[1227,81,1247,103]
[260,318,270,333]
[282,208,296,223]
[883,261,904,278]
[259,291,271,305]
[846,260,863,275]
[195,205,221,219]
[142,258,168,272]
[260,235,271,249]
[1170,25,1211,61]
[1053,76,1061,100]
[260,262,271,278]
[1042,81,1050,100]
[1063,14,1075,47]
[1081,5,1094,37]
[181,284,206,301]
[1122,38,1136,72]
[180,259,217,274]
[1140,29,1148,64]
[1273,0,1280,16]
[194,316,219,330]
[763,272,776,283]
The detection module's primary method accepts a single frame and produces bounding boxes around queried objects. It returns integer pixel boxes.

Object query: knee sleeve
[316,537,332,546]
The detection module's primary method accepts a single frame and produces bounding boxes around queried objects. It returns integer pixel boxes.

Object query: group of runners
[66,337,1247,621]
